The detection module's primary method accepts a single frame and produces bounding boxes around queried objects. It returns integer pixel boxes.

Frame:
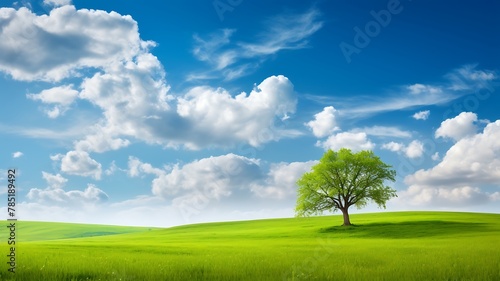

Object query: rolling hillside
[2,212,499,280]
[15,221,154,242]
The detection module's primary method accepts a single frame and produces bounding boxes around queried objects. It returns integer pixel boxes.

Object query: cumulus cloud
[397,185,495,207]
[0,6,300,153]
[405,140,424,158]
[318,132,374,152]
[435,112,478,141]
[382,140,424,158]
[382,142,405,152]
[79,67,297,151]
[176,75,298,148]
[251,161,316,199]
[42,171,67,189]
[27,184,108,206]
[408,120,500,186]
[26,171,107,207]
[412,110,430,120]
[0,5,143,81]
[401,120,500,207]
[18,150,410,226]
[54,150,102,180]
[119,153,317,212]
[305,106,339,138]
[74,127,131,153]
[128,157,164,177]
[152,154,262,199]
[27,85,78,118]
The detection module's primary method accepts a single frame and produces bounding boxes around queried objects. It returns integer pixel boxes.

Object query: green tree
[295,148,397,226]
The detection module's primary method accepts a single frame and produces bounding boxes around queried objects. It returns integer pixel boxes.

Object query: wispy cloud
[339,89,455,118]
[240,9,323,56]
[190,9,323,81]
[351,126,412,138]
[330,65,497,119]
[12,151,23,158]
[0,123,87,140]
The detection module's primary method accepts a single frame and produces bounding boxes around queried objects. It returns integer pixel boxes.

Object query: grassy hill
[15,221,154,242]
[2,211,499,280]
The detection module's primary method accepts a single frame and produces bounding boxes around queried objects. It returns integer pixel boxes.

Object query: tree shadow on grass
[318,220,494,239]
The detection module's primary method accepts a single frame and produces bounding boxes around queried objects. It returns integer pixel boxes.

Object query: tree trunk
[341,208,351,226]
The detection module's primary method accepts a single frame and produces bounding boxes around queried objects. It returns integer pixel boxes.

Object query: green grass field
[1,211,499,280]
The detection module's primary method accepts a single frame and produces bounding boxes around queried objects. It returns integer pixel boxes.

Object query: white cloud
[409,120,500,186]
[56,150,102,180]
[26,170,107,208]
[12,151,23,158]
[0,122,89,140]
[110,195,165,209]
[341,85,450,118]
[75,51,170,152]
[431,152,440,161]
[446,64,497,91]
[27,85,78,105]
[119,153,317,224]
[175,75,298,148]
[43,0,72,7]
[27,184,108,206]
[405,140,424,158]
[397,185,496,207]
[412,110,430,120]
[104,161,125,176]
[121,153,318,214]
[435,112,478,141]
[382,141,405,152]
[339,65,496,118]
[27,85,79,118]
[352,126,411,138]
[251,161,316,199]
[318,132,374,152]
[78,63,297,150]
[382,140,424,158]
[128,157,164,177]
[305,106,339,138]
[491,192,500,201]
[401,120,500,207]
[152,154,262,200]
[0,6,143,81]
[193,28,236,70]
[241,9,323,56]
[50,154,63,161]
[74,127,131,153]
[191,9,322,80]
[407,84,442,95]
[41,171,67,189]
[0,6,300,152]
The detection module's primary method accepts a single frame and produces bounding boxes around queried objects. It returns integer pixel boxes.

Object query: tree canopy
[295,148,397,226]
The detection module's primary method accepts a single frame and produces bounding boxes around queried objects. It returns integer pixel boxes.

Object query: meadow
[1,211,499,280]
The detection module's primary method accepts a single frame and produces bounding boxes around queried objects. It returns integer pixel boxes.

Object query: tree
[295,148,397,226]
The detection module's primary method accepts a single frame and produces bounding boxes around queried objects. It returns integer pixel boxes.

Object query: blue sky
[1,0,499,226]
